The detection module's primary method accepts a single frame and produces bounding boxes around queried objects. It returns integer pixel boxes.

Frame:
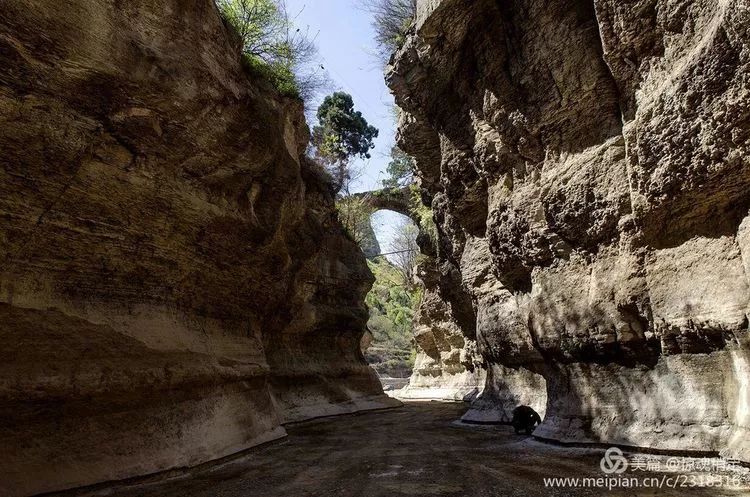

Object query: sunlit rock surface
[389,0,750,459]
[0,1,398,495]
[399,257,486,400]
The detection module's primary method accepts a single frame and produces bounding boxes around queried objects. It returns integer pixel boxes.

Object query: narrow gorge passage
[57,402,750,497]
[3,0,750,495]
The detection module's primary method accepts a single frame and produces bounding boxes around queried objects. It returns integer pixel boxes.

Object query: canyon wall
[0,1,397,495]
[357,186,488,400]
[389,0,750,458]
[398,255,486,401]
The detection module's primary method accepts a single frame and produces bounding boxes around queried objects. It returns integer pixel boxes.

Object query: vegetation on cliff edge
[312,92,379,193]
[361,0,417,62]
[217,0,329,100]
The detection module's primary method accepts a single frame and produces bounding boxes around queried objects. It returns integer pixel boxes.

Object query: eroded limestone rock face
[0,1,397,495]
[399,256,486,400]
[388,0,750,459]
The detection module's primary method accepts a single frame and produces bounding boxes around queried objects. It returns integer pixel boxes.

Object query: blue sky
[286,0,409,252]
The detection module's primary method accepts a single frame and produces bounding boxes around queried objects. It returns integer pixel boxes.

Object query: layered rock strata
[356,187,487,400]
[399,256,486,401]
[0,1,396,495]
[389,0,750,459]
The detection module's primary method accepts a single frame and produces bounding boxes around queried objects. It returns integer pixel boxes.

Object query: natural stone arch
[341,186,421,259]
[349,186,417,225]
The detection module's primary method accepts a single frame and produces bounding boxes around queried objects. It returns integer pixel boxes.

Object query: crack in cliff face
[389,0,750,463]
[1,133,96,272]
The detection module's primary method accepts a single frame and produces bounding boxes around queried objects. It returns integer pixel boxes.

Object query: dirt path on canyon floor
[58,402,750,497]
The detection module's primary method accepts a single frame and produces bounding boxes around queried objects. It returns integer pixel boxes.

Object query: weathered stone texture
[389,0,750,459]
[399,256,486,400]
[0,1,397,495]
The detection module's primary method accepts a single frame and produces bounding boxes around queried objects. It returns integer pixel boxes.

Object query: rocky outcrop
[0,1,397,495]
[399,256,486,400]
[389,0,750,459]
[353,186,486,400]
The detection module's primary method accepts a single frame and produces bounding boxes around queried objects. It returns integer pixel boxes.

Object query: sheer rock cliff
[399,254,486,401]
[389,0,750,459]
[0,1,397,495]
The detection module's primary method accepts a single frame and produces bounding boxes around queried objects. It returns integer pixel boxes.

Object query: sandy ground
[58,402,750,497]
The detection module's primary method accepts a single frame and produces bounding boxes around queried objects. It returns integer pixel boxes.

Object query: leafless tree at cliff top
[361,0,416,61]
[390,219,419,288]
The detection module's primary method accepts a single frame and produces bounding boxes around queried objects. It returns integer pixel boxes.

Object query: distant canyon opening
[2,0,750,496]
[359,210,420,391]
